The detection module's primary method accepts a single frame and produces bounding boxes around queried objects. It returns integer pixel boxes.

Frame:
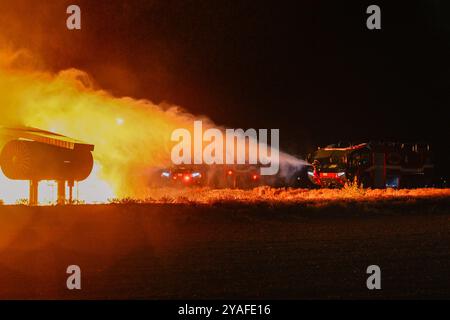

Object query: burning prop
[0,48,205,204]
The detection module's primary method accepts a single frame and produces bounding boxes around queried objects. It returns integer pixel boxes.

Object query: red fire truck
[307,142,434,188]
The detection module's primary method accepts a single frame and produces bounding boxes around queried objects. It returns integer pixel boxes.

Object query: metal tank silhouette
[0,126,95,205]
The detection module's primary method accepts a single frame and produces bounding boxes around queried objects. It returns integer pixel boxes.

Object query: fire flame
[0,48,211,204]
[0,47,306,205]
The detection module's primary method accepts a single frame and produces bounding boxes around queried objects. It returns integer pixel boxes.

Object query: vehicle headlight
[307,171,314,176]
[337,172,345,177]
[161,172,170,177]
[191,172,201,178]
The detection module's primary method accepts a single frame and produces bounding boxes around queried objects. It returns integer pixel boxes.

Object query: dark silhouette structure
[0,126,94,205]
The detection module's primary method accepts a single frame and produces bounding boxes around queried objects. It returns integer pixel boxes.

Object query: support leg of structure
[68,180,74,204]
[29,180,39,206]
[57,180,66,205]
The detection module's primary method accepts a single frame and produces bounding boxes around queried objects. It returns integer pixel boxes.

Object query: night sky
[2,0,449,178]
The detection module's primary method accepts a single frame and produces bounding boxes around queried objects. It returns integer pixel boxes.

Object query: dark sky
[2,0,450,177]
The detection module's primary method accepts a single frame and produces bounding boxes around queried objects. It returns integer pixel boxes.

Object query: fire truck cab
[307,142,433,188]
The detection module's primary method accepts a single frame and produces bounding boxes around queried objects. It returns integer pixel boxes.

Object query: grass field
[110,187,450,206]
[0,188,449,299]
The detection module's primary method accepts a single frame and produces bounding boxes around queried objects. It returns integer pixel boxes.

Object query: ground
[0,190,449,299]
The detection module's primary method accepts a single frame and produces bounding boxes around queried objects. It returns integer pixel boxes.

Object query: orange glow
[0,48,207,204]
[0,47,305,205]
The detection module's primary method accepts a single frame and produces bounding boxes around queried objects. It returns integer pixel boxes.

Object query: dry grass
[109,187,450,205]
